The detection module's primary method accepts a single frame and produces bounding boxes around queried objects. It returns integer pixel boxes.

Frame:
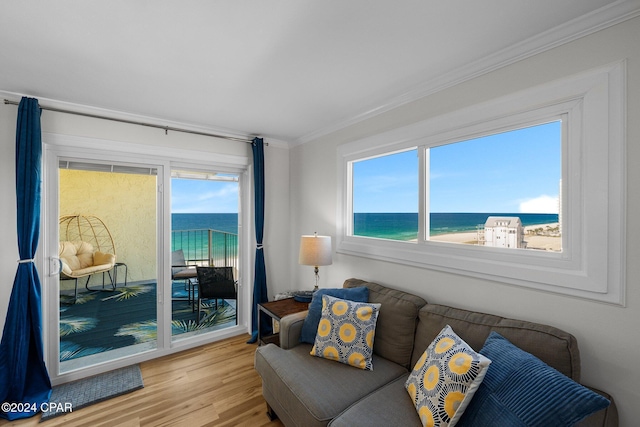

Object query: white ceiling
[1,1,638,145]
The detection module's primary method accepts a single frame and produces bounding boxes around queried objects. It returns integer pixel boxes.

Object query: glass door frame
[40,133,251,385]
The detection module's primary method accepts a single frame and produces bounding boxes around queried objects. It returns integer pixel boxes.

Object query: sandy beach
[430,223,561,252]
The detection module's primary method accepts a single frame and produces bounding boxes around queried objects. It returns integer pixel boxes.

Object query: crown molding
[293,0,640,147]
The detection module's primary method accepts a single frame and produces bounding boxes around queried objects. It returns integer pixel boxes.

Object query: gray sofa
[255,278,618,427]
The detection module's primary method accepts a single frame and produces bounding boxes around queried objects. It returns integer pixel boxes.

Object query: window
[429,121,562,252]
[352,149,418,241]
[170,169,240,342]
[337,62,625,305]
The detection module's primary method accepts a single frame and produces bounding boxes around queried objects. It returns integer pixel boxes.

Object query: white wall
[262,144,291,296]
[290,17,640,425]
[0,102,19,329]
[0,105,291,338]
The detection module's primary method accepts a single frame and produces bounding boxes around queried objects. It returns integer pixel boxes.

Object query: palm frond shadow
[59,282,237,363]
[60,316,98,336]
[60,341,114,361]
[101,285,153,302]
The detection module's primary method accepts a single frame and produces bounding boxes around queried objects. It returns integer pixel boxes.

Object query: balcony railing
[171,228,238,269]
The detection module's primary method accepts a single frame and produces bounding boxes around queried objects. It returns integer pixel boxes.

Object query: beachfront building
[483,216,525,249]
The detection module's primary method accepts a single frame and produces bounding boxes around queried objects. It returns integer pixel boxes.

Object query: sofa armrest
[279,310,308,349]
[575,386,618,427]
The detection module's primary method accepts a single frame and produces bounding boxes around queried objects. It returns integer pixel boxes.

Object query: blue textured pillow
[458,332,610,427]
[299,287,369,344]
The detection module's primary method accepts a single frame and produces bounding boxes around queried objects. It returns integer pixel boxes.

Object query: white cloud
[195,186,238,202]
[519,195,559,213]
[171,183,239,213]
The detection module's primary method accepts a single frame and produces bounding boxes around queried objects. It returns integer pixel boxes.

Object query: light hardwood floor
[0,334,285,427]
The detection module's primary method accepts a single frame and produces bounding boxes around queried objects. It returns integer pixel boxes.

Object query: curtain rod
[3,99,257,144]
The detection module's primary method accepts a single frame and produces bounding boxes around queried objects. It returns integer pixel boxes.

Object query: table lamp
[296,232,332,301]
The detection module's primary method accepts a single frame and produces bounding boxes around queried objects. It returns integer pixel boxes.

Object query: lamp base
[293,290,314,303]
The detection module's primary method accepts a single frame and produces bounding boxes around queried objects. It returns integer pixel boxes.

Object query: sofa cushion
[255,343,407,427]
[329,376,421,427]
[457,332,610,427]
[300,286,369,344]
[406,325,491,427]
[343,279,427,368]
[326,359,617,427]
[311,295,381,370]
[412,304,581,381]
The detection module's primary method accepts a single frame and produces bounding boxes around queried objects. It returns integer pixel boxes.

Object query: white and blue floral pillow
[310,295,381,370]
[405,325,491,427]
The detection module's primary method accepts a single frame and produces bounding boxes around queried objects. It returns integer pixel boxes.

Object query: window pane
[429,121,562,251]
[170,172,239,341]
[59,167,157,373]
[352,149,418,241]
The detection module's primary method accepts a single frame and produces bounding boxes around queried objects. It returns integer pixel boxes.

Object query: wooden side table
[258,298,309,346]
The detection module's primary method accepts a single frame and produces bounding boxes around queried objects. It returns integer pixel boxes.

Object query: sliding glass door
[41,138,249,383]
[170,169,240,341]
[57,160,159,373]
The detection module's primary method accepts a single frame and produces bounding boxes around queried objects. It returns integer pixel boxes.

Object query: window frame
[337,62,625,305]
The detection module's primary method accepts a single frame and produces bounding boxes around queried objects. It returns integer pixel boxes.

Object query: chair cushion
[59,241,95,272]
[63,263,115,278]
[93,251,116,266]
[59,241,115,277]
[171,249,196,278]
[172,266,197,279]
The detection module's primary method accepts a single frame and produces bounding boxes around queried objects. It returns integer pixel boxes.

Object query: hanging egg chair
[59,215,117,302]
[59,214,116,255]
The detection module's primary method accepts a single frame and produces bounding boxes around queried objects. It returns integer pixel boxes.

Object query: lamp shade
[299,234,332,266]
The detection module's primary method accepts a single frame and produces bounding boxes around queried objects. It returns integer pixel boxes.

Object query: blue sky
[171,179,239,213]
[353,121,561,213]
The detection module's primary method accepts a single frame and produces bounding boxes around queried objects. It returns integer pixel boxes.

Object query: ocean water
[171,212,560,251]
[171,213,238,262]
[172,213,238,233]
[354,212,559,241]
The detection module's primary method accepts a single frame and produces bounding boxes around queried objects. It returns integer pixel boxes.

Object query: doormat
[40,365,143,422]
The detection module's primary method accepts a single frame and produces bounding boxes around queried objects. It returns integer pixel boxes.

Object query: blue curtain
[248,137,272,343]
[0,97,52,420]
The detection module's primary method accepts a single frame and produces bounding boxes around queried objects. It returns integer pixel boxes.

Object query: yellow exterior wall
[59,169,157,285]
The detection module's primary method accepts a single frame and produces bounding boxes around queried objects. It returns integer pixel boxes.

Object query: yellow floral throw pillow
[405,325,491,427]
[310,294,381,370]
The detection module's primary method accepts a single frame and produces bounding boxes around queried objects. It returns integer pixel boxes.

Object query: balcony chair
[59,240,117,302]
[171,249,198,303]
[59,214,118,302]
[195,266,237,324]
